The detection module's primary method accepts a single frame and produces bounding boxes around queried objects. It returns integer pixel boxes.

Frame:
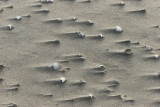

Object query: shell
[115,26,122,32]
[73,17,77,21]
[120,1,125,5]
[46,0,54,2]
[158,72,160,77]
[139,9,146,13]
[145,46,152,51]
[114,80,119,84]
[8,24,14,30]
[55,40,60,43]
[60,77,66,83]
[57,18,62,22]
[0,77,3,81]
[154,54,159,59]
[75,31,80,34]
[16,16,22,20]
[78,33,85,38]
[52,63,60,71]
[44,9,49,12]
[80,80,86,84]
[98,34,104,38]
[88,94,94,98]
[99,65,105,69]
[88,20,94,24]
[124,49,133,55]
[8,103,17,107]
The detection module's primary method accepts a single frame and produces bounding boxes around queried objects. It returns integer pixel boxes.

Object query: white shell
[47,0,54,2]
[52,63,60,71]
[154,54,159,59]
[77,53,82,57]
[98,34,103,38]
[57,18,62,22]
[99,65,105,68]
[88,20,94,24]
[60,77,66,83]
[73,17,77,21]
[16,16,21,20]
[115,26,122,32]
[120,1,125,5]
[88,94,93,98]
[8,24,13,29]
[44,9,49,12]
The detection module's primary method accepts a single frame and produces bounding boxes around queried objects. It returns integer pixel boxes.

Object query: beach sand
[0,0,160,107]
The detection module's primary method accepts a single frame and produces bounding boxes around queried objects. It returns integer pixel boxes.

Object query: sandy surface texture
[0,0,160,107]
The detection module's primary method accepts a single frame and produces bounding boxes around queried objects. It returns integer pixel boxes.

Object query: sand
[0,0,160,107]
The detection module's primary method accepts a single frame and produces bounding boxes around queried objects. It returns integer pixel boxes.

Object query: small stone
[114,80,119,84]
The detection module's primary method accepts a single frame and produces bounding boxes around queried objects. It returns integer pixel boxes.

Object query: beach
[0,0,160,107]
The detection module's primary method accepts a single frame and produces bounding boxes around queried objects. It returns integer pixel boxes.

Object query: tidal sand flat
[0,0,160,107]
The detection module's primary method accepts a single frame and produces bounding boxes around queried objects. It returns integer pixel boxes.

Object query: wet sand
[0,0,160,107]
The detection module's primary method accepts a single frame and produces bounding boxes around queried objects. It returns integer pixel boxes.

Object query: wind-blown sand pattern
[0,0,160,107]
